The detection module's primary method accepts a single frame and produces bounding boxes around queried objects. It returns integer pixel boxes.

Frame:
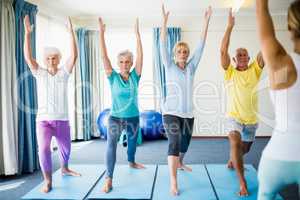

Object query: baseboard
[192,135,271,138]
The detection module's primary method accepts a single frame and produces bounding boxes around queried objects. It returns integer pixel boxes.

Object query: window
[36,14,69,66]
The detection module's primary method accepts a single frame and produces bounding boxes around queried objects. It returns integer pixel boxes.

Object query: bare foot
[238,182,249,197]
[170,183,179,196]
[101,178,113,193]
[227,160,234,170]
[178,163,192,172]
[129,162,145,169]
[61,168,81,176]
[40,182,52,193]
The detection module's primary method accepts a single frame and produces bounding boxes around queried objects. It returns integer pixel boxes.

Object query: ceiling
[27,0,293,19]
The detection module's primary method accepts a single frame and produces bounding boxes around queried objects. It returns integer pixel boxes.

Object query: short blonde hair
[117,50,133,62]
[288,0,300,38]
[173,41,190,56]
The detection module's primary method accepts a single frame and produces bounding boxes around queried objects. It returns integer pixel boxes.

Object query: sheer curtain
[0,0,18,175]
[72,29,102,140]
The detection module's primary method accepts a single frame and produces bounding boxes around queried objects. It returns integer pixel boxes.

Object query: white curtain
[69,50,84,140]
[69,30,102,140]
[0,0,19,175]
[87,31,102,137]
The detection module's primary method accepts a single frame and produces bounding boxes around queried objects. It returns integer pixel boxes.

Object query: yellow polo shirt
[224,60,262,124]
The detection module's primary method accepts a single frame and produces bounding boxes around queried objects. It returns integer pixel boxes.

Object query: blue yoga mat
[206,164,283,200]
[22,165,105,200]
[87,164,156,200]
[152,165,217,200]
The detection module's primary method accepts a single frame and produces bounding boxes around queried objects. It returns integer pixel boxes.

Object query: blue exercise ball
[140,110,165,140]
[97,108,111,139]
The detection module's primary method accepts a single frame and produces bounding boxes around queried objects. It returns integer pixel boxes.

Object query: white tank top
[263,53,300,161]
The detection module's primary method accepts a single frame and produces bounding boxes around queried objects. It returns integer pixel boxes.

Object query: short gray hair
[117,50,133,62]
[43,46,62,60]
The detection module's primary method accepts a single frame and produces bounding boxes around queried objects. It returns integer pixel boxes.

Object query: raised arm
[23,15,39,71]
[256,52,265,69]
[256,0,297,90]
[65,17,78,73]
[134,18,143,76]
[189,6,212,70]
[98,17,113,76]
[200,6,212,43]
[160,4,169,43]
[159,4,172,68]
[220,9,234,70]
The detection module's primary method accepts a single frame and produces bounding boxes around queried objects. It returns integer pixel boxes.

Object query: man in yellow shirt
[220,9,264,197]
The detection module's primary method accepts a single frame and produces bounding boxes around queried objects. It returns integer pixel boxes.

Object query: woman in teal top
[98,17,144,193]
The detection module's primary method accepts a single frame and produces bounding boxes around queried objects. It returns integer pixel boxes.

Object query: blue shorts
[225,118,258,142]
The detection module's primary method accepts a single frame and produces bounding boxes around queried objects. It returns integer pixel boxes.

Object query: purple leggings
[36,120,71,173]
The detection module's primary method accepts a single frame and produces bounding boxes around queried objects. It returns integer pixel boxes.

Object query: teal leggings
[258,155,300,200]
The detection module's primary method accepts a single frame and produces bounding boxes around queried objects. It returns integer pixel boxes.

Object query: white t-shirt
[263,53,300,161]
[32,66,70,121]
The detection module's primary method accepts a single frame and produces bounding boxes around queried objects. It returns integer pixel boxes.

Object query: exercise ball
[96,108,111,139]
[140,110,165,140]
